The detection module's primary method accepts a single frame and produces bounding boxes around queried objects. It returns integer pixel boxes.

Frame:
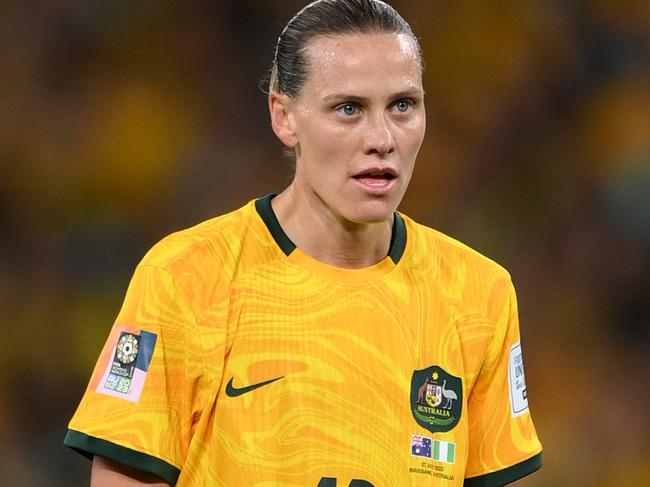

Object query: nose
[364,112,395,157]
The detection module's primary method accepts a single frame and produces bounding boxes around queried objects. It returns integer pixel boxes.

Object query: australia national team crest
[410,365,463,433]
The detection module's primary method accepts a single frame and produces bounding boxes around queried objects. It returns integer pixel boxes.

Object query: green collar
[255,193,406,264]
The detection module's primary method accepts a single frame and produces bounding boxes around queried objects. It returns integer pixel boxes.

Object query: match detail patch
[96,329,157,403]
[508,341,529,417]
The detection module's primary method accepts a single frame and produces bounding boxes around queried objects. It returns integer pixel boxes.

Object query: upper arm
[64,264,217,485]
[91,456,170,486]
[464,279,543,485]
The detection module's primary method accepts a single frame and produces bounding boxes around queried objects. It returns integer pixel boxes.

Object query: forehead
[301,32,423,97]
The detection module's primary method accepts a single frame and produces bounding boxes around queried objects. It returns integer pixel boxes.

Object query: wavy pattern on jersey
[68,200,541,486]
[464,280,542,478]
[211,263,418,486]
[71,263,200,470]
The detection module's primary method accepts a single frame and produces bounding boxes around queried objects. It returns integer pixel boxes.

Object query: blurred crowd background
[1,0,648,485]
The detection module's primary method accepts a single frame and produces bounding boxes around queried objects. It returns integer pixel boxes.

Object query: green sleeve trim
[63,429,180,486]
[464,452,542,486]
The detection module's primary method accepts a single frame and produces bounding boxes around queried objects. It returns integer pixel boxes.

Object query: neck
[271,186,393,269]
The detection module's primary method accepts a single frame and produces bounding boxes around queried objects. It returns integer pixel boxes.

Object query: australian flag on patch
[411,434,432,458]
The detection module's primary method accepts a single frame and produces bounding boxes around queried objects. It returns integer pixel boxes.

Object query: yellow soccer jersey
[65,194,542,486]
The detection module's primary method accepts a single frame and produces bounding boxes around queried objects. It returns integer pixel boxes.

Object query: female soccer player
[65,1,542,485]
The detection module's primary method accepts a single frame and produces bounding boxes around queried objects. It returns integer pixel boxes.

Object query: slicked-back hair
[269,0,422,97]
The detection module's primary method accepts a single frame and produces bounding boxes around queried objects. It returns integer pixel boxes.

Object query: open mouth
[352,169,398,189]
[353,170,397,181]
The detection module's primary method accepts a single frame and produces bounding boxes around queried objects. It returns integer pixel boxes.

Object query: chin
[345,199,397,225]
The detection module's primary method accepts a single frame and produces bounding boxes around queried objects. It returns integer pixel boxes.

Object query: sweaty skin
[269,32,425,268]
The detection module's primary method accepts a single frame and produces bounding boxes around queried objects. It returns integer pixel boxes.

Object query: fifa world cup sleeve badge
[96,329,157,403]
[410,365,463,433]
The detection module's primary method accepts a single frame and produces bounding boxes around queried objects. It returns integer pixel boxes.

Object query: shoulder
[402,214,511,281]
[400,213,517,331]
[141,201,254,269]
[400,213,515,315]
[133,199,269,306]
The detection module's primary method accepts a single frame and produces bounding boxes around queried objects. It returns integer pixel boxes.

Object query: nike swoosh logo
[225,376,284,397]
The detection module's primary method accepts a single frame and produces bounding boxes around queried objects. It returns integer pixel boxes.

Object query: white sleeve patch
[508,341,529,417]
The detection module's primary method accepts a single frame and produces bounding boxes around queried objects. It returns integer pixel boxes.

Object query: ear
[269,91,298,148]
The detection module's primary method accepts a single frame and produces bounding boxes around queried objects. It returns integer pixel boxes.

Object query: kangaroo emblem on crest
[416,376,433,405]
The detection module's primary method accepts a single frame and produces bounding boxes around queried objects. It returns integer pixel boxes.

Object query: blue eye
[395,100,411,113]
[339,103,358,116]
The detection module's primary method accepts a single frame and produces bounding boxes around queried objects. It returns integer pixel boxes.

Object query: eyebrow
[323,89,425,104]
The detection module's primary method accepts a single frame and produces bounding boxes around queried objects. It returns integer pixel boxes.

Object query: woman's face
[284,32,426,226]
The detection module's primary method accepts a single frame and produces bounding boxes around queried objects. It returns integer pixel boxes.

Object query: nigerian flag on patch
[432,440,455,464]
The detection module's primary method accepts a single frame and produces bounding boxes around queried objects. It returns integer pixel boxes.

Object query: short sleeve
[465,279,542,486]
[64,264,207,485]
